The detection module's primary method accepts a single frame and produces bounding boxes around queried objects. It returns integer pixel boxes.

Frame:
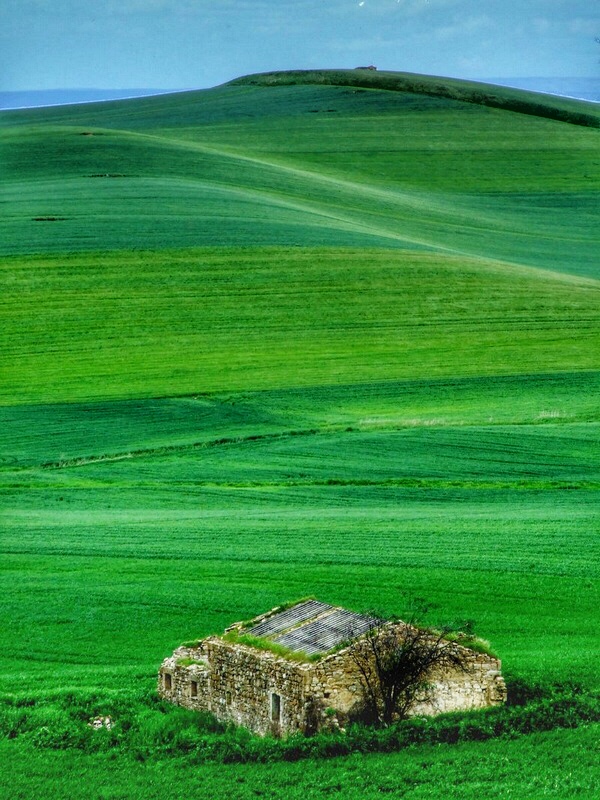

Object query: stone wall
[158,643,211,713]
[310,649,364,726]
[159,638,316,736]
[158,625,506,736]
[410,651,506,716]
[310,624,506,725]
[204,638,314,736]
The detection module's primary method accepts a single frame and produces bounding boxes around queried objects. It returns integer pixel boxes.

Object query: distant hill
[227,69,600,128]
[3,76,598,111]
[487,77,600,103]
[0,88,185,110]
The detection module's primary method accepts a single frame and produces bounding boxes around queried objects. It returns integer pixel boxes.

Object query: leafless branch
[347,617,475,726]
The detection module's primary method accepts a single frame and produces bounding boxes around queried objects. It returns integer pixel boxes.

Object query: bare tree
[348,616,476,726]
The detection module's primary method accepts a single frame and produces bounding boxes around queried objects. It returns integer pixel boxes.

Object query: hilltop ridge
[2,68,599,127]
[227,68,600,128]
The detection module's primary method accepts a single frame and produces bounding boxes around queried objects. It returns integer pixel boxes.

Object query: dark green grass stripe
[26,428,320,472]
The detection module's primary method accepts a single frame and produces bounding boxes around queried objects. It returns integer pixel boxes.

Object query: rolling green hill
[1,70,599,798]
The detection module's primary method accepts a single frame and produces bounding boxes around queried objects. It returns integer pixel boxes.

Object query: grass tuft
[221,630,321,663]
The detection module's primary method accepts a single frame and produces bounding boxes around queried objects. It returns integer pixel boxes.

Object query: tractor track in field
[22,427,324,472]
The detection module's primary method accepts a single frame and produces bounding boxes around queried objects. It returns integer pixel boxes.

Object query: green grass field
[2,724,600,800]
[1,69,599,797]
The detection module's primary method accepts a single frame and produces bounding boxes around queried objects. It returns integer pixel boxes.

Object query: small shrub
[176,657,206,667]
[0,706,30,739]
[30,720,89,750]
[443,632,497,657]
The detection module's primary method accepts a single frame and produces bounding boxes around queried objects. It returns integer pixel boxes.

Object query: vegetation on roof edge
[222,630,323,663]
[227,68,600,129]
[175,657,207,668]
[181,597,498,660]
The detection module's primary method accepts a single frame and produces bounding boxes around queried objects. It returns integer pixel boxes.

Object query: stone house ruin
[158,599,506,737]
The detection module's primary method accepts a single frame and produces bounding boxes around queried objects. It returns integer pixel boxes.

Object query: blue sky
[2,0,599,91]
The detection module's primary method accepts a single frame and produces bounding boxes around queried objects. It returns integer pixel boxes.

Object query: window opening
[164,673,172,691]
[226,691,232,706]
[190,680,198,698]
[271,692,281,722]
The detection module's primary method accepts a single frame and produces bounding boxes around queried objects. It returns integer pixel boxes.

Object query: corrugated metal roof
[273,608,378,655]
[246,601,379,656]
[247,600,333,638]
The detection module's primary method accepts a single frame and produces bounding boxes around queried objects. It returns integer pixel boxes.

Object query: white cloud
[107,0,171,11]
[399,0,463,15]
[568,17,599,35]
[4,0,322,19]
[532,17,552,34]
[328,34,396,52]
[434,14,493,41]
[457,54,489,72]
